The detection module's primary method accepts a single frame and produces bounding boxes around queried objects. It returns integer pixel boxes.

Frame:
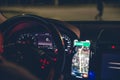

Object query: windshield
[0,0,120,21]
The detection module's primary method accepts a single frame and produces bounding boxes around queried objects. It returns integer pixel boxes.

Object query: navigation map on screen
[71,40,90,78]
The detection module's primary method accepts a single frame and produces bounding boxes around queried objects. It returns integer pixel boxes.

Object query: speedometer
[62,34,72,54]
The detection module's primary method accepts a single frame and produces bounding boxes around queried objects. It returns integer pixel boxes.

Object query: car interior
[0,1,120,80]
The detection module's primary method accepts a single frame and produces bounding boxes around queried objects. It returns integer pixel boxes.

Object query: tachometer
[62,34,72,54]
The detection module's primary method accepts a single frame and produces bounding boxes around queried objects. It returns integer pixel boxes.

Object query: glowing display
[38,33,52,48]
[74,40,90,47]
[101,53,120,80]
[71,40,91,79]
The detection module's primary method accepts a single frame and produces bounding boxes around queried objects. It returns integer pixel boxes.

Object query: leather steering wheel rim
[0,14,65,80]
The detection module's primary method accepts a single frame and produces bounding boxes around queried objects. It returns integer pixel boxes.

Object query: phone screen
[71,40,91,79]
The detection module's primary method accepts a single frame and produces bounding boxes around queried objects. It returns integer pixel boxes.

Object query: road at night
[0,5,120,21]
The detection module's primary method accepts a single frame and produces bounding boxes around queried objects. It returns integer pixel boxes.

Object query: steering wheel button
[54,49,58,54]
[53,58,57,62]
[40,59,43,62]
[41,66,45,69]
[47,61,49,64]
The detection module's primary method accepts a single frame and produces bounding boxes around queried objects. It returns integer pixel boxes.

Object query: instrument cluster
[17,32,56,50]
[17,32,73,54]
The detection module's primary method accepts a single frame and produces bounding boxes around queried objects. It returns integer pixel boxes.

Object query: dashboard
[0,14,120,80]
[0,14,79,80]
[69,21,120,80]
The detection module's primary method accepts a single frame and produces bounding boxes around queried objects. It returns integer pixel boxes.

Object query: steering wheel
[0,14,65,80]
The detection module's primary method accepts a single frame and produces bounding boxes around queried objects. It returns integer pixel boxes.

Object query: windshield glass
[0,0,120,21]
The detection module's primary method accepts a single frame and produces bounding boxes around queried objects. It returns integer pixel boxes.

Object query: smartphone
[71,40,91,79]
